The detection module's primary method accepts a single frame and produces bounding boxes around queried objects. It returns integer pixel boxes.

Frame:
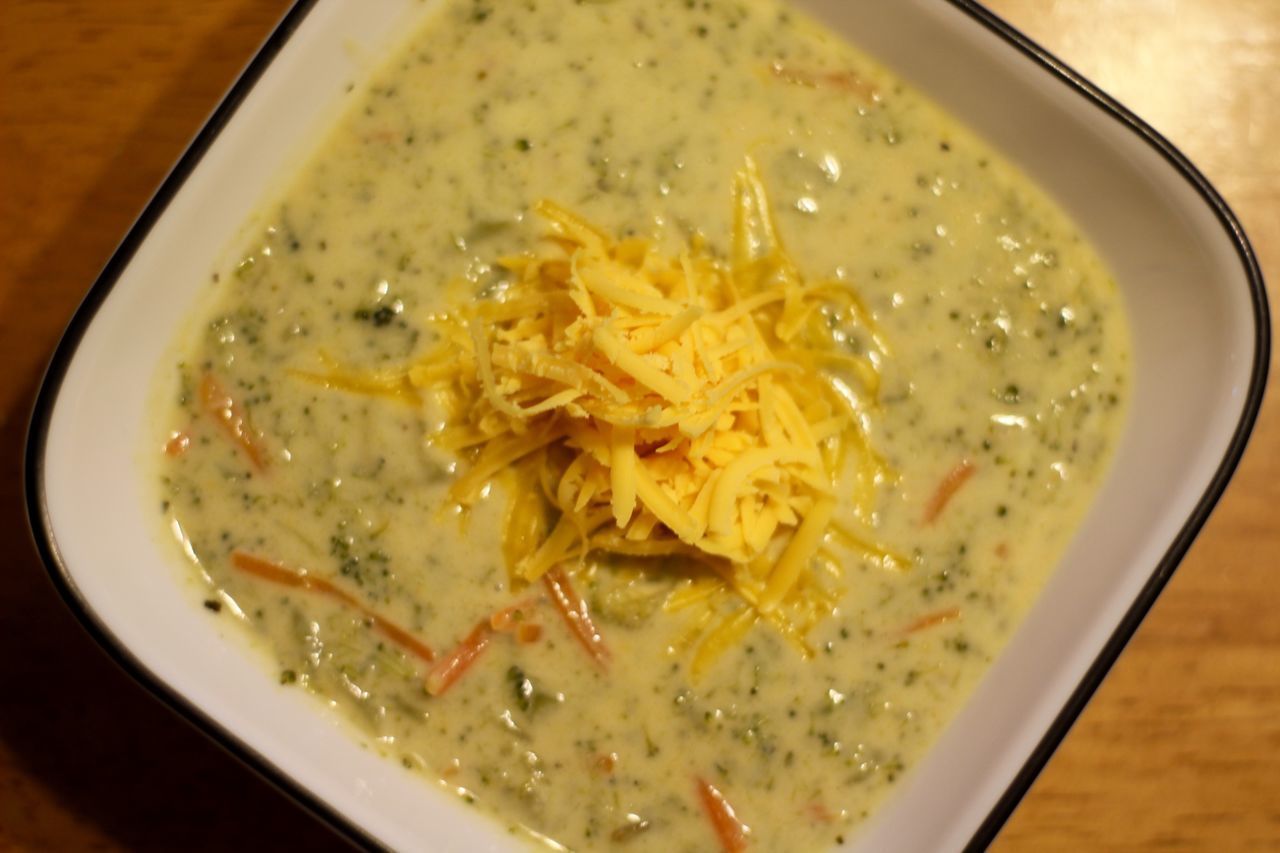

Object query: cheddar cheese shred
[346,159,893,672]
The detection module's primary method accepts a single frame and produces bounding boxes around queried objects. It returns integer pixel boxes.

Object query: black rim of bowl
[21,1,1271,851]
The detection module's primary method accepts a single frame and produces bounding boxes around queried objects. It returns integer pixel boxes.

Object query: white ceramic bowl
[25,1,1269,850]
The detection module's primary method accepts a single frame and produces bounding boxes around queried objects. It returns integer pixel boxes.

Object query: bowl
[24,0,1268,849]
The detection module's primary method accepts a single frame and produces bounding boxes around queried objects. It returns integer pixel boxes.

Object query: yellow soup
[155,0,1130,850]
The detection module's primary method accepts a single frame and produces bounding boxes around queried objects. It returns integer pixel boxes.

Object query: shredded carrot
[923,459,977,524]
[489,598,539,633]
[429,597,551,695]
[768,61,878,104]
[426,621,493,696]
[802,800,836,824]
[543,566,610,669]
[994,542,1010,560]
[164,430,191,458]
[696,777,749,852]
[900,606,961,635]
[199,373,269,470]
[516,623,543,645]
[367,615,438,666]
[229,551,435,664]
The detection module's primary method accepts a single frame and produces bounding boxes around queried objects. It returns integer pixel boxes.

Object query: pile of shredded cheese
[379,159,895,672]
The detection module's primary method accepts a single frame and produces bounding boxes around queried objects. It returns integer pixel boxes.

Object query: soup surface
[155,0,1130,849]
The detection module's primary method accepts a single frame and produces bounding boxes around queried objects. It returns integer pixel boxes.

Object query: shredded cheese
[375,158,895,672]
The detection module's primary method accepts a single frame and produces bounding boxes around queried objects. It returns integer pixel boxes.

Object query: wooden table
[2,1,1276,849]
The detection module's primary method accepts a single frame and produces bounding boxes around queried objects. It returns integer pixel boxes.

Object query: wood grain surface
[1,1,1276,850]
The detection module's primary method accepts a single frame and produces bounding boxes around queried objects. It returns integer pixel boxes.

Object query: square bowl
[25,0,1268,850]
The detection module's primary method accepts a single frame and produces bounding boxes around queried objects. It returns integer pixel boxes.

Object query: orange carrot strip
[370,615,439,667]
[543,566,610,668]
[489,598,539,633]
[696,777,749,853]
[768,61,878,104]
[426,621,493,696]
[515,623,543,645]
[900,606,961,635]
[231,550,354,600]
[164,430,191,458]
[802,800,836,824]
[199,373,269,470]
[229,551,435,665]
[923,459,976,524]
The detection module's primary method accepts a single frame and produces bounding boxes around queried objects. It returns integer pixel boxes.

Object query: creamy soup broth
[156,0,1130,849]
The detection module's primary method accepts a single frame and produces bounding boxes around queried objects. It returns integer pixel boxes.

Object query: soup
[155,0,1130,849]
